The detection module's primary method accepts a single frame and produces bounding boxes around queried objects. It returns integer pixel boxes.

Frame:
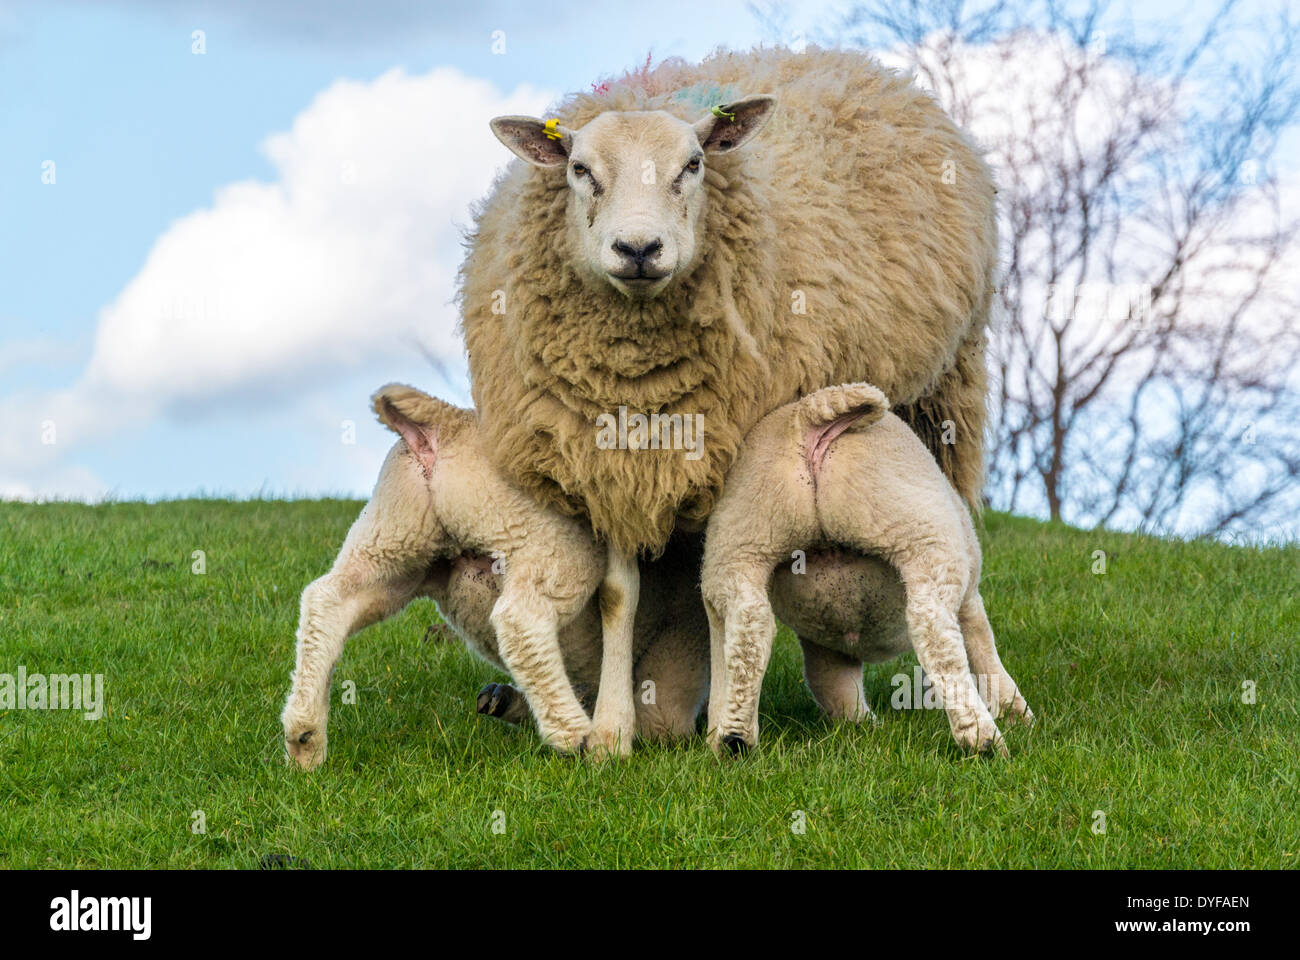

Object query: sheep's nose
[611,238,663,264]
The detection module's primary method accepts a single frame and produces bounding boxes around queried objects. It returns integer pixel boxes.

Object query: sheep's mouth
[607,271,672,298]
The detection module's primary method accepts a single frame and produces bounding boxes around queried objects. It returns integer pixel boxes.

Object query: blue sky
[2,0,833,500]
[0,0,1277,505]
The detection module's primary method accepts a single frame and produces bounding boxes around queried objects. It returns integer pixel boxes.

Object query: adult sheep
[463,46,996,559]
[459,47,997,749]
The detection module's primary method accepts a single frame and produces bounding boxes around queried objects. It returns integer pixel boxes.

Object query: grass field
[0,499,1296,869]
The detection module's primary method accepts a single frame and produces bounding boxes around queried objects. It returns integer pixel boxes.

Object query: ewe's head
[490,97,776,300]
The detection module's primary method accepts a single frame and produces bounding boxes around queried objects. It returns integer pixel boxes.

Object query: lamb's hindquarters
[701,381,1033,758]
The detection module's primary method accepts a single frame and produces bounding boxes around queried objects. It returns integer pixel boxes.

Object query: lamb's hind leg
[896,561,1005,757]
[959,589,1033,726]
[703,572,778,755]
[282,547,425,770]
[282,448,437,770]
[490,592,592,754]
[799,638,874,723]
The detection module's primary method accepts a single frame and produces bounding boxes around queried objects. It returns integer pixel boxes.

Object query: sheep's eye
[684,157,701,174]
[572,163,589,177]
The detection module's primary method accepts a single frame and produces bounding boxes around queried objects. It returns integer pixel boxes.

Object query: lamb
[700,383,1033,757]
[280,385,706,769]
[462,46,998,561]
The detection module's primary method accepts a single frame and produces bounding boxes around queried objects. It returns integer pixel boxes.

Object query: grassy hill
[0,499,1295,868]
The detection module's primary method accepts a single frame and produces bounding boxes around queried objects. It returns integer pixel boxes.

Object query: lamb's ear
[489,115,573,167]
[693,95,777,154]
[371,384,448,477]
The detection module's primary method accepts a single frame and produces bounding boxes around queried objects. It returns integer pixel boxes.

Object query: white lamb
[280,384,705,769]
[700,383,1034,757]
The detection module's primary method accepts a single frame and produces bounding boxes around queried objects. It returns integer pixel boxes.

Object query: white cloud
[0,65,553,494]
[0,464,108,503]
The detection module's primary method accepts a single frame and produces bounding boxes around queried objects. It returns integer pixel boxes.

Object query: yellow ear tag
[543,119,563,140]
[711,105,737,122]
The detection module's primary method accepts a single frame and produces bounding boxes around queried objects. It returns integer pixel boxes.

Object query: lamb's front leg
[490,590,592,753]
[585,544,639,758]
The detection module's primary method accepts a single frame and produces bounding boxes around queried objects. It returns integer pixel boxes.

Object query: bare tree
[756,0,1300,540]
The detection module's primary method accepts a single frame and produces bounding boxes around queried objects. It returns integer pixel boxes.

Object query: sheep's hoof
[721,734,751,756]
[476,681,515,718]
[582,725,634,760]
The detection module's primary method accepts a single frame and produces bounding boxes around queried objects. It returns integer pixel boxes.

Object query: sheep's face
[491,97,775,300]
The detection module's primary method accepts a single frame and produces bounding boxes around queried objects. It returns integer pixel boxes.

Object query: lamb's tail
[371,384,473,475]
[792,382,890,435]
[371,384,470,434]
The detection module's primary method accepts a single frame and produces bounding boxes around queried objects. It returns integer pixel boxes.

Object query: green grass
[0,499,1296,868]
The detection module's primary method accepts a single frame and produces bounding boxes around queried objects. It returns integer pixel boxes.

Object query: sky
[0,0,1284,510]
[0,0,848,501]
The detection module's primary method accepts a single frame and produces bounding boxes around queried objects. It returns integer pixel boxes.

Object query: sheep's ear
[693,95,776,154]
[489,115,573,167]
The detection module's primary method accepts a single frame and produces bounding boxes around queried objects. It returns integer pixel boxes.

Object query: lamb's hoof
[999,696,1035,729]
[708,730,754,758]
[476,682,516,718]
[722,734,750,756]
[952,711,1008,759]
[283,726,327,771]
[541,723,592,756]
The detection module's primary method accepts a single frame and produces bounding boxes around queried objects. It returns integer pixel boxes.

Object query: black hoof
[722,734,750,756]
[476,682,515,718]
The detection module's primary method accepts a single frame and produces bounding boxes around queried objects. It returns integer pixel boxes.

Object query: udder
[420,553,506,667]
[770,546,910,662]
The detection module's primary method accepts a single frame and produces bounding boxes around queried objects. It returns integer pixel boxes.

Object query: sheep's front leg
[704,574,777,756]
[585,544,639,758]
[490,592,592,753]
